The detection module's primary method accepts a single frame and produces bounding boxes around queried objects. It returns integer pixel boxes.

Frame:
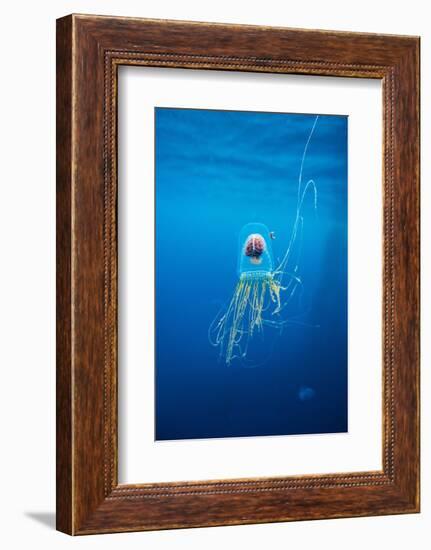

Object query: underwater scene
[155,107,348,440]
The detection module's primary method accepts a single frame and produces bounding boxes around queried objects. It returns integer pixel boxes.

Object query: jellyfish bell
[238,223,274,278]
[298,386,316,401]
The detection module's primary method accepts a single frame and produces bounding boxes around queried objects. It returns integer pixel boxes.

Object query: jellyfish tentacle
[276,114,319,276]
[272,117,319,319]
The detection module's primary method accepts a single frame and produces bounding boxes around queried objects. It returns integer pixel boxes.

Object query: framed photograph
[56,14,420,535]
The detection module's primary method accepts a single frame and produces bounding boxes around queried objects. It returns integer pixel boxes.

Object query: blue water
[155,107,347,440]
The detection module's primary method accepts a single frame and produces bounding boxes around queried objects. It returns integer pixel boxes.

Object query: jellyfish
[298,386,316,401]
[209,115,319,366]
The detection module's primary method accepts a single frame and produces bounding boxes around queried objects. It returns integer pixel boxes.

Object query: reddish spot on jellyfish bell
[245,234,265,264]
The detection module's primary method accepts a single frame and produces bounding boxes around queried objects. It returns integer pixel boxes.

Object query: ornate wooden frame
[56,14,420,535]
